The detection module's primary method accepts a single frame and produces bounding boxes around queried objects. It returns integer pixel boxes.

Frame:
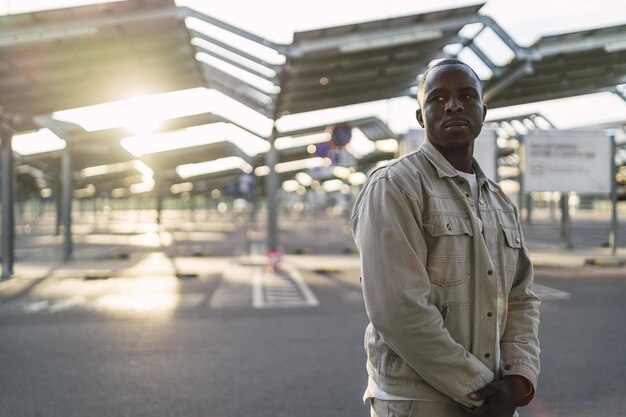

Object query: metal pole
[517,137,525,217]
[54,180,62,235]
[61,146,73,261]
[560,192,572,249]
[266,124,279,251]
[155,188,163,226]
[525,193,533,225]
[1,124,14,279]
[92,196,98,228]
[610,135,618,256]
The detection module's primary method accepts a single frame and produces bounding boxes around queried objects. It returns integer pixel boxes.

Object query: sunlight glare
[176,156,253,179]
[12,129,66,156]
[345,128,375,158]
[120,122,270,157]
[52,88,273,138]
[275,132,330,150]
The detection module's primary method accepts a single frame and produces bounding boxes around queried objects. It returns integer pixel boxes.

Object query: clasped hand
[465,376,529,417]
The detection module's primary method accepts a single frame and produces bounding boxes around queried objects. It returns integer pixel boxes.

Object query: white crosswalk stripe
[253,265,319,309]
[1,264,325,315]
[532,283,571,300]
[2,278,566,316]
[22,300,51,314]
[48,296,86,313]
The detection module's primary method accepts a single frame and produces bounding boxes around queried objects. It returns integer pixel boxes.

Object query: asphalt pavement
[1,209,626,416]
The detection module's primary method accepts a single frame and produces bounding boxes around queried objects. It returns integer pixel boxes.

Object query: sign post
[610,135,618,255]
[521,130,612,250]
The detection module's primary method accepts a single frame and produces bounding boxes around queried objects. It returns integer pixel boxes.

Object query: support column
[155,187,163,226]
[609,136,618,255]
[266,124,279,251]
[1,119,15,279]
[560,192,572,249]
[61,146,73,261]
[525,193,533,225]
[53,184,60,235]
[92,196,98,228]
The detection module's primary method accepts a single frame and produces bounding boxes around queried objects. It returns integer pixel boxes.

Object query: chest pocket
[423,215,473,287]
[501,224,522,288]
[501,225,521,260]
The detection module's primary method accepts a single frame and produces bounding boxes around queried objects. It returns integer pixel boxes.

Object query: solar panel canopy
[0,0,203,132]
[485,24,626,109]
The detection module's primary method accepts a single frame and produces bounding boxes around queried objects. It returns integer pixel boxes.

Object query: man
[351,59,540,417]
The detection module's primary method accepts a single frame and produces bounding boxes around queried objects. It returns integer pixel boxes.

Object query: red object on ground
[267,248,283,270]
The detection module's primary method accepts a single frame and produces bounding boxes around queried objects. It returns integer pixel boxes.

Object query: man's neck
[431,143,474,173]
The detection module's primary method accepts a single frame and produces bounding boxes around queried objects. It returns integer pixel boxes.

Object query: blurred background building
[1,0,625,278]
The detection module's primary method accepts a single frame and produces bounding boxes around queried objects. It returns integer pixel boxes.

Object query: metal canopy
[17,114,396,199]
[276,116,396,141]
[281,4,484,115]
[485,24,626,109]
[264,117,398,166]
[6,0,624,268]
[186,4,485,118]
[0,0,203,132]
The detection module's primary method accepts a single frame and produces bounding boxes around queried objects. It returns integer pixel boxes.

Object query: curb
[583,257,626,267]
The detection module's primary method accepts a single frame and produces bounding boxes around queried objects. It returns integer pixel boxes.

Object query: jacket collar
[418,139,498,192]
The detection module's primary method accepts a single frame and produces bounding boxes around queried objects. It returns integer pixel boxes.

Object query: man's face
[416,64,487,153]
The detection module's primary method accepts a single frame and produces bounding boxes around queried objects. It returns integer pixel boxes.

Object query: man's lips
[443,119,469,128]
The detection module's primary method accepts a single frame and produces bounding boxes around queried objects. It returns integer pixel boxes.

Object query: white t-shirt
[455,169,479,209]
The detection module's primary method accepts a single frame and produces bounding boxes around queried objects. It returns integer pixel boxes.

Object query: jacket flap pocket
[501,224,522,248]
[424,215,473,237]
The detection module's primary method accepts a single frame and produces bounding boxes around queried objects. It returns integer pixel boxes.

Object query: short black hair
[416,59,482,106]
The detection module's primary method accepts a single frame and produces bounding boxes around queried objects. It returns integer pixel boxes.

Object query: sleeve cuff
[501,362,538,406]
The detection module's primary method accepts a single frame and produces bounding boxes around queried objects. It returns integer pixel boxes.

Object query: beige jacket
[351,140,540,409]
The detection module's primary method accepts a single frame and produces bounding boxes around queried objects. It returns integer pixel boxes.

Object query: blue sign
[237,172,255,199]
[331,125,352,147]
[314,141,332,158]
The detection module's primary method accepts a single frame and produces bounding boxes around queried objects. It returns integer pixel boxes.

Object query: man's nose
[445,97,463,112]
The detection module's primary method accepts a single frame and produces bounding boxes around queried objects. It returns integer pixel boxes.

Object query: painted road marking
[22,300,51,314]
[48,296,86,313]
[209,264,252,309]
[532,283,571,301]
[9,293,206,315]
[253,265,319,309]
[3,263,323,314]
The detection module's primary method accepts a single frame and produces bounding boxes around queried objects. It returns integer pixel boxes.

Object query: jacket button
[504,364,512,371]
[487,270,493,276]
[446,223,453,230]
[515,237,521,244]
[459,179,465,185]
[479,199,485,205]
[484,353,491,358]
[487,312,493,317]
[465,193,470,198]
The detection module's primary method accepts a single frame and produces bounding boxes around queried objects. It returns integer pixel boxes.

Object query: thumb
[468,383,497,401]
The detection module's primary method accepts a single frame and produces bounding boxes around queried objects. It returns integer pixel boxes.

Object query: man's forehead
[424,64,482,91]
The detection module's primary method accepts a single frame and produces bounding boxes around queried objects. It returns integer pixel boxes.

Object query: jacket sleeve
[351,174,493,408]
[500,206,541,403]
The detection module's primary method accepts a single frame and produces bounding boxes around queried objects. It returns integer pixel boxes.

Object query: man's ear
[416,109,424,128]
[482,104,488,122]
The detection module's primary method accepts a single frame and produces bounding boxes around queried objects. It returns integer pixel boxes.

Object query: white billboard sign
[402,128,497,181]
[521,130,612,194]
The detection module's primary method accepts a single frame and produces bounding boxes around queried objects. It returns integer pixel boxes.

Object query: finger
[468,383,498,401]
[467,404,493,417]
